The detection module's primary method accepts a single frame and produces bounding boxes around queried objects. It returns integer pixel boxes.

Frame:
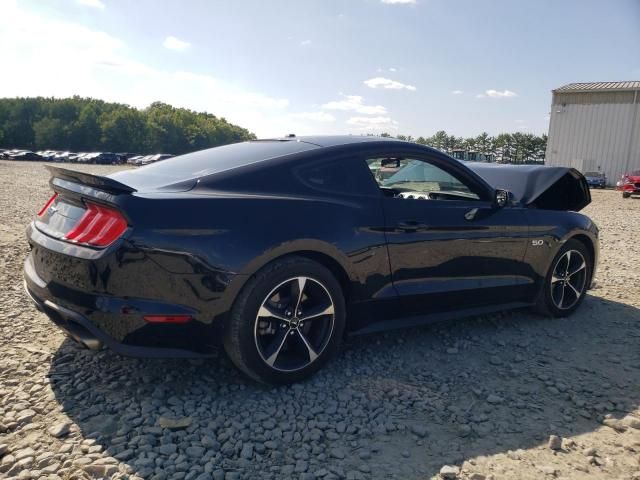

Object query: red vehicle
[621,170,640,198]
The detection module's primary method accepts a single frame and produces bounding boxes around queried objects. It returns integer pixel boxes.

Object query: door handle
[464,208,479,221]
[397,220,429,232]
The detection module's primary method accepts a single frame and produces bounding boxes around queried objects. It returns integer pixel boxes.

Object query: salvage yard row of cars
[0,148,174,166]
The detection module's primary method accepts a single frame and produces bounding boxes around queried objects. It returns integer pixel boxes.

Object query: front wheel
[623,192,631,198]
[224,256,345,384]
[536,239,592,317]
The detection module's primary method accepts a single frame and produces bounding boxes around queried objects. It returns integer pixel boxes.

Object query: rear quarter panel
[121,191,392,320]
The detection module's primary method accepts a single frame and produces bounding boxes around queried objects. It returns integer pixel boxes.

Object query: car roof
[263,135,405,148]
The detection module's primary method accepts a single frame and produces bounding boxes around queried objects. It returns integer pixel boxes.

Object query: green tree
[99,108,147,152]
[33,118,66,149]
[0,96,254,153]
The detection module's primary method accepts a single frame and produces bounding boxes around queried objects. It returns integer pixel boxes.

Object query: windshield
[584,172,601,177]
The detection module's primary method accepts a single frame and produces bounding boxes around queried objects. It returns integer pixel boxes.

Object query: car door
[367,152,531,314]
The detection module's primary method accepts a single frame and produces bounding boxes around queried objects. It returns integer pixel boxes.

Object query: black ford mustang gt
[24,136,598,384]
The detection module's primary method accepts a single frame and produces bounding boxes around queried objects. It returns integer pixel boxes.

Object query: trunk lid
[35,166,132,247]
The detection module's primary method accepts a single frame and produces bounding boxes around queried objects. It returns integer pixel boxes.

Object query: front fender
[525,209,599,292]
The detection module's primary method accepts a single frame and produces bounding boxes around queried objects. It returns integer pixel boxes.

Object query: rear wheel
[224,256,345,384]
[536,239,591,317]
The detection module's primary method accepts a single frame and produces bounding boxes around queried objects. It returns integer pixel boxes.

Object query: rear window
[109,141,318,191]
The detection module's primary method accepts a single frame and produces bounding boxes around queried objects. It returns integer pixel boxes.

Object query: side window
[366,157,481,201]
[297,157,379,196]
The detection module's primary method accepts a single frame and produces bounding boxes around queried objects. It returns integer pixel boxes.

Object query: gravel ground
[1,160,639,480]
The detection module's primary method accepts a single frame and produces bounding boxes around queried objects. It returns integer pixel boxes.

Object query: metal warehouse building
[545,81,640,186]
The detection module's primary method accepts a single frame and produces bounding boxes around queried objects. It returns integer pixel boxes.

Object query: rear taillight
[64,202,128,247]
[37,193,58,217]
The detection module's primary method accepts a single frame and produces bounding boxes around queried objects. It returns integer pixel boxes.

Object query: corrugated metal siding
[555,81,640,92]
[553,91,636,105]
[545,98,640,185]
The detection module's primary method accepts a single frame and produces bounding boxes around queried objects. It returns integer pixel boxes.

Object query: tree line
[0,97,256,154]
[0,97,547,163]
[378,130,547,163]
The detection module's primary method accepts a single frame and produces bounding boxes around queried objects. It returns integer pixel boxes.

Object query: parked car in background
[117,153,138,164]
[41,151,58,161]
[139,153,174,165]
[96,153,120,164]
[127,155,144,165]
[621,170,640,198]
[3,149,24,158]
[9,150,43,161]
[584,171,606,189]
[53,151,72,162]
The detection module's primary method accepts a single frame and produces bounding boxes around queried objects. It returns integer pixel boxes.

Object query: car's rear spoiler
[465,163,591,212]
[45,165,137,194]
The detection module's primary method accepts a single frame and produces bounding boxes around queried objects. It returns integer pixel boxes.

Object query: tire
[623,192,631,199]
[535,239,592,317]
[224,256,346,384]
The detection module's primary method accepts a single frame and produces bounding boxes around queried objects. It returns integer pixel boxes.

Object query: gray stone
[185,446,205,458]
[489,356,502,366]
[84,464,118,478]
[212,470,225,480]
[158,444,177,455]
[411,424,428,438]
[159,416,192,430]
[14,448,35,461]
[47,422,71,438]
[16,409,37,424]
[240,443,253,459]
[439,465,460,479]
[330,447,346,459]
[548,435,562,451]
[295,459,308,472]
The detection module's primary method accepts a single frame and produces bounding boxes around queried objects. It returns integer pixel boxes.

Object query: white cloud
[0,1,301,137]
[299,39,311,47]
[77,0,105,9]
[451,90,463,95]
[163,36,190,51]
[289,111,335,122]
[347,116,399,131]
[322,95,387,115]
[389,67,397,72]
[364,77,416,91]
[480,89,517,98]
[381,0,416,4]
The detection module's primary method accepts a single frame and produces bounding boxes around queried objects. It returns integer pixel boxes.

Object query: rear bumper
[24,253,218,358]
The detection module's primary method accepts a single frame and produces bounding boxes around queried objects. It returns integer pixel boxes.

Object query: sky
[1,0,639,138]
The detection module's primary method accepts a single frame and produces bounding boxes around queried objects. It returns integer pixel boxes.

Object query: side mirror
[494,189,511,208]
